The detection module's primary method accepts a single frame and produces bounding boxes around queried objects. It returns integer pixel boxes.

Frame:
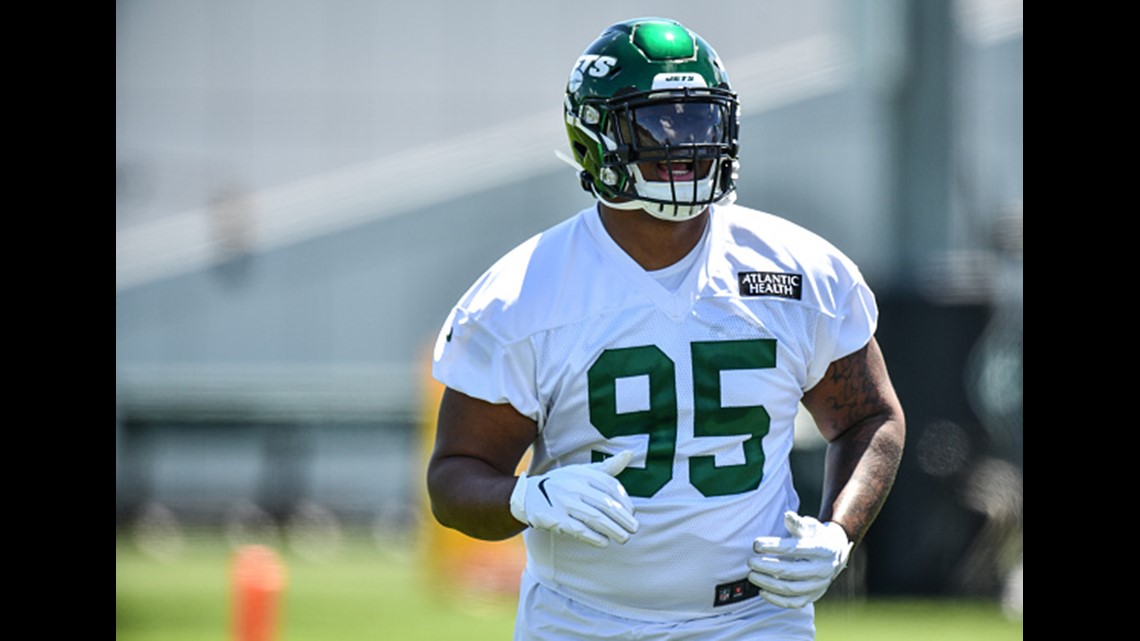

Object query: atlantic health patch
[738,271,803,299]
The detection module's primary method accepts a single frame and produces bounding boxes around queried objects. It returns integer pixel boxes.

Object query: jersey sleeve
[804,264,879,390]
[431,303,542,424]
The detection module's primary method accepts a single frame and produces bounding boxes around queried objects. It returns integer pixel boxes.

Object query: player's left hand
[747,511,853,609]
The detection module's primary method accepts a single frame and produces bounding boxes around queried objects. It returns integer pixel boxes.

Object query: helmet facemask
[594,87,739,220]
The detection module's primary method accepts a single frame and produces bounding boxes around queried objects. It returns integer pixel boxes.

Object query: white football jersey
[433,203,876,622]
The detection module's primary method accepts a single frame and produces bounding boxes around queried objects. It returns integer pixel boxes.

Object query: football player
[427,17,905,640]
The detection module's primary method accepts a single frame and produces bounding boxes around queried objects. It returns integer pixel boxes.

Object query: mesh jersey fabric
[432,202,876,622]
[647,215,710,292]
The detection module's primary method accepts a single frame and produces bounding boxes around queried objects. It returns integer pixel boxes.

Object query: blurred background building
[116,0,1022,606]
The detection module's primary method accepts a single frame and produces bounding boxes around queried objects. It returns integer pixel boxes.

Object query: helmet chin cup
[596,179,736,223]
[643,201,705,222]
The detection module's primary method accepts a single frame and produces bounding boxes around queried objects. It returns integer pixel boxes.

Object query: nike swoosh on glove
[509,451,639,548]
[747,511,853,609]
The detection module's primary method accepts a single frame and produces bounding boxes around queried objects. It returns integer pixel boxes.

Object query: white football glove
[509,450,639,548]
[747,511,853,609]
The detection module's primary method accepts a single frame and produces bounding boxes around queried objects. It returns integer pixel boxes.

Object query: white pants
[513,571,816,640]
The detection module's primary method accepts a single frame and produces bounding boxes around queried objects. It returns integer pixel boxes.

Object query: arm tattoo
[824,424,904,546]
[811,342,906,546]
[815,346,887,436]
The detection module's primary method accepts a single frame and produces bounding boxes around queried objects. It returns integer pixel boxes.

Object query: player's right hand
[509,450,639,548]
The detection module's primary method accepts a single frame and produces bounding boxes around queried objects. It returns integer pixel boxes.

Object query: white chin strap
[597,185,736,222]
[640,200,707,221]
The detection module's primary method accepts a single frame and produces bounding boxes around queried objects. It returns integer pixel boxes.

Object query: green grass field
[116,531,1022,641]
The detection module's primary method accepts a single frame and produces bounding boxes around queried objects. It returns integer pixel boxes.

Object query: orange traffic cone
[231,544,287,641]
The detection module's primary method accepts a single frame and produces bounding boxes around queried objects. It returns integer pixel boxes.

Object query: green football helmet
[562,18,740,221]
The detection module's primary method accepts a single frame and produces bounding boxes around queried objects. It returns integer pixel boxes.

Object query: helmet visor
[612,99,732,164]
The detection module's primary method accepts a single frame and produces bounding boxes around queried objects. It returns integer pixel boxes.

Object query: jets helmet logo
[568,55,617,91]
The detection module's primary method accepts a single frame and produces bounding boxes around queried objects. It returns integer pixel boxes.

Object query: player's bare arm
[801,336,905,549]
[426,388,537,541]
